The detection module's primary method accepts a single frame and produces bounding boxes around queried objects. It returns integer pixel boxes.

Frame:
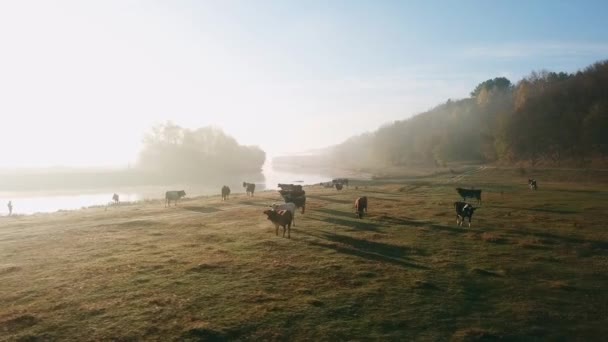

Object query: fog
[1,1,606,170]
[0,1,473,169]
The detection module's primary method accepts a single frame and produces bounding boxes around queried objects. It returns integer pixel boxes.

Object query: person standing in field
[7,201,13,216]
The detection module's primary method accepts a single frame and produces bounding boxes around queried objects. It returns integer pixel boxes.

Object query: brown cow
[355,196,368,219]
[263,209,293,238]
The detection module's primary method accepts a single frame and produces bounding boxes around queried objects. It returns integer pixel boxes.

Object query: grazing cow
[455,188,482,204]
[221,186,231,201]
[354,196,368,219]
[271,202,297,226]
[263,209,293,238]
[243,182,256,197]
[112,193,120,204]
[528,179,538,190]
[454,201,476,227]
[335,183,344,191]
[165,190,186,207]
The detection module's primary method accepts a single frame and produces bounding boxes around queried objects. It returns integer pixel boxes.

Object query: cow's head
[263,209,277,219]
[178,190,186,197]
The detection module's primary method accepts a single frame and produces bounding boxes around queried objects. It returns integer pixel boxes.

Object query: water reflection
[0,164,336,215]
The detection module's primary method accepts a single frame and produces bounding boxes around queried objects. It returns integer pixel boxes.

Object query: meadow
[1,167,607,341]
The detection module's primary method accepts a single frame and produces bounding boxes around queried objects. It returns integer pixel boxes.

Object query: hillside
[278,60,608,170]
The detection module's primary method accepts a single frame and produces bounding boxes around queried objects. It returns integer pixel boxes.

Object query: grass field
[1,167,607,341]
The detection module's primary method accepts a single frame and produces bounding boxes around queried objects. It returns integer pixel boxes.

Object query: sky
[0,0,607,168]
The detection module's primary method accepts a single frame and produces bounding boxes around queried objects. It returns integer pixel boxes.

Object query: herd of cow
[109,178,538,238]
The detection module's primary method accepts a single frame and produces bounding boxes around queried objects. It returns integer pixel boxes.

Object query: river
[0,164,338,216]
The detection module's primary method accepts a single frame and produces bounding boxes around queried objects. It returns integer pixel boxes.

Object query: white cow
[271,202,297,226]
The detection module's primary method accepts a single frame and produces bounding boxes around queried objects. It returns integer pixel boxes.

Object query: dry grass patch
[1,168,608,340]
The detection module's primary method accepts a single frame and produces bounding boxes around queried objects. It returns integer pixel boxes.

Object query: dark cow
[243,182,256,197]
[221,186,231,201]
[279,189,306,214]
[332,178,349,187]
[454,201,476,227]
[112,193,120,204]
[455,188,482,204]
[165,190,186,207]
[263,209,293,238]
[528,179,538,190]
[354,196,368,219]
[335,183,344,191]
[278,184,303,192]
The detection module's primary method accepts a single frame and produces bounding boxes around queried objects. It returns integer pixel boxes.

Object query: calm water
[0,164,337,215]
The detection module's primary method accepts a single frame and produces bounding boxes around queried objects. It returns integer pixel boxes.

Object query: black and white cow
[454,201,476,227]
[455,188,482,204]
[528,179,538,190]
[165,190,186,207]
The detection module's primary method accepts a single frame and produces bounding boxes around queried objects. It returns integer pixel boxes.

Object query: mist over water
[0,163,336,215]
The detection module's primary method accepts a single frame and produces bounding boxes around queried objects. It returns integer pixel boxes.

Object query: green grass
[1,167,607,341]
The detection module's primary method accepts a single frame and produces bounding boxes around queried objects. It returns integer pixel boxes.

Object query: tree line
[138,122,266,178]
[328,60,608,168]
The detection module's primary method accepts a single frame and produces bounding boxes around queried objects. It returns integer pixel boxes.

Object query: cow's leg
[468,217,472,228]
[275,224,279,236]
[287,222,291,239]
[292,212,295,227]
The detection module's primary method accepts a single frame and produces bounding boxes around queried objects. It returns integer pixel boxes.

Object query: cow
[112,193,120,204]
[279,189,306,214]
[221,186,231,201]
[165,190,186,207]
[335,183,344,191]
[332,178,349,187]
[454,201,476,227]
[278,183,302,192]
[243,182,256,197]
[455,188,482,204]
[354,196,368,219]
[263,209,293,238]
[271,202,297,226]
[528,179,538,190]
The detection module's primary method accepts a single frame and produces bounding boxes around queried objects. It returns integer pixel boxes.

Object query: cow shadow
[373,215,480,234]
[316,208,357,219]
[306,195,352,204]
[238,201,270,208]
[492,205,579,215]
[503,226,608,249]
[308,215,384,232]
[303,232,427,269]
[183,206,222,214]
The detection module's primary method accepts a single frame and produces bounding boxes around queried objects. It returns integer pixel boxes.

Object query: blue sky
[0,0,606,167]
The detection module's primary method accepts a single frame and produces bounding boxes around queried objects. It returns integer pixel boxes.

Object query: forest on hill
[277,60,608,170]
